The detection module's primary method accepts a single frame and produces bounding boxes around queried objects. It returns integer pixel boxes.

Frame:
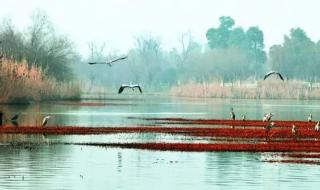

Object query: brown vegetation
[170,80,320,99]
[0,58,80,103]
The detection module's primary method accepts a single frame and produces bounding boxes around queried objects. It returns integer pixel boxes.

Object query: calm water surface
[1,95,320,189]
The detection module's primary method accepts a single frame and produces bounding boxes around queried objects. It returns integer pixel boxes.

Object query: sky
[0,0,319,56]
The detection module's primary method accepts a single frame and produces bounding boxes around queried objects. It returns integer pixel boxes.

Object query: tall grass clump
[0,58,80,103]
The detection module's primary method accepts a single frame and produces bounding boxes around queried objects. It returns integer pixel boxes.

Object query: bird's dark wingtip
[118,87,123,94]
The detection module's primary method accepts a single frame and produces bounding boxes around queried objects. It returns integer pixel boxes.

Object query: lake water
[1,95,320,189]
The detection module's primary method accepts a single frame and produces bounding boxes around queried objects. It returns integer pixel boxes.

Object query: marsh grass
[0,58,81,103]
[170,80,320,99]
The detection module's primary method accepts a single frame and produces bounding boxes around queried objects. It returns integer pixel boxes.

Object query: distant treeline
[2,11,320,91]
[81,16,320,90]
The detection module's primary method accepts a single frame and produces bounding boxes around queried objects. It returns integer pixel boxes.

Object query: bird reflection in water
[117,152,122,172]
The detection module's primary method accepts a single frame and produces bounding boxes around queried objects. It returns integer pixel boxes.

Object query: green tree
[269,27,318,81]
[227,27,247,48]
[205,17,266,80]
[206,16,235,49]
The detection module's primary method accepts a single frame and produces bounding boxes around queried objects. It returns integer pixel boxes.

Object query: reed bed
[0,58,80,103]
[170,80,320,99]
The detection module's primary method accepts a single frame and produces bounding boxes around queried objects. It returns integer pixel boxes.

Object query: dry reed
[0,58,80,103]
[170,80,320,99]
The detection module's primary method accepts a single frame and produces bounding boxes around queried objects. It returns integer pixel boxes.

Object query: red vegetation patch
[0,125,320,139]
[1,117,320,154]
[68,142,320,152]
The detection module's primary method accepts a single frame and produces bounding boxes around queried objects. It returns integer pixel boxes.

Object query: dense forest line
[80,16,320,91]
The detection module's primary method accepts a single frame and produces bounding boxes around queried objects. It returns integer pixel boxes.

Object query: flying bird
[42,116,51,127]
[88,56,128,67]
[118,84,142,94]
[263,71,284,81]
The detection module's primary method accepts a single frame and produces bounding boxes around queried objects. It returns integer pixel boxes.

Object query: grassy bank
[0,59,81,103]
[170,80,320,99]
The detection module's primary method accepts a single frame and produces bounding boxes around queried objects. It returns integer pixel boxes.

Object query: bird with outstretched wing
[264,71,284,81]
[88,56,128,67]
[118,84,142,94]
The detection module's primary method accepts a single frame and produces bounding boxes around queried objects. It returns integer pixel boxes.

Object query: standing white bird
[315,122,320,132]
[241,115,246,121]
[230,108,235,120]
[42,116,51,127]
[308,113,312,122]
[263,114,268,122]
[292,125,297,136]
[263,113,273,122]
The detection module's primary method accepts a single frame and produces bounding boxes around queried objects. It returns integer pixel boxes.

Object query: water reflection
[117,152,122,172]
[0,144,319,189]
[1,96,320,127]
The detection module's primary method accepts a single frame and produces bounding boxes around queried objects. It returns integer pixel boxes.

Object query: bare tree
[134,34,162,85]
[0,19,25,61]
[24,10,76,81]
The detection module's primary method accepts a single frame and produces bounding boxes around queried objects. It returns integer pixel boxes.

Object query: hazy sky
[0,0,319,56]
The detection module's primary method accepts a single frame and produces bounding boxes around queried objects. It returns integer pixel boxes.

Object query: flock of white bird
[230,108,320,138]
[230,71,320,138]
